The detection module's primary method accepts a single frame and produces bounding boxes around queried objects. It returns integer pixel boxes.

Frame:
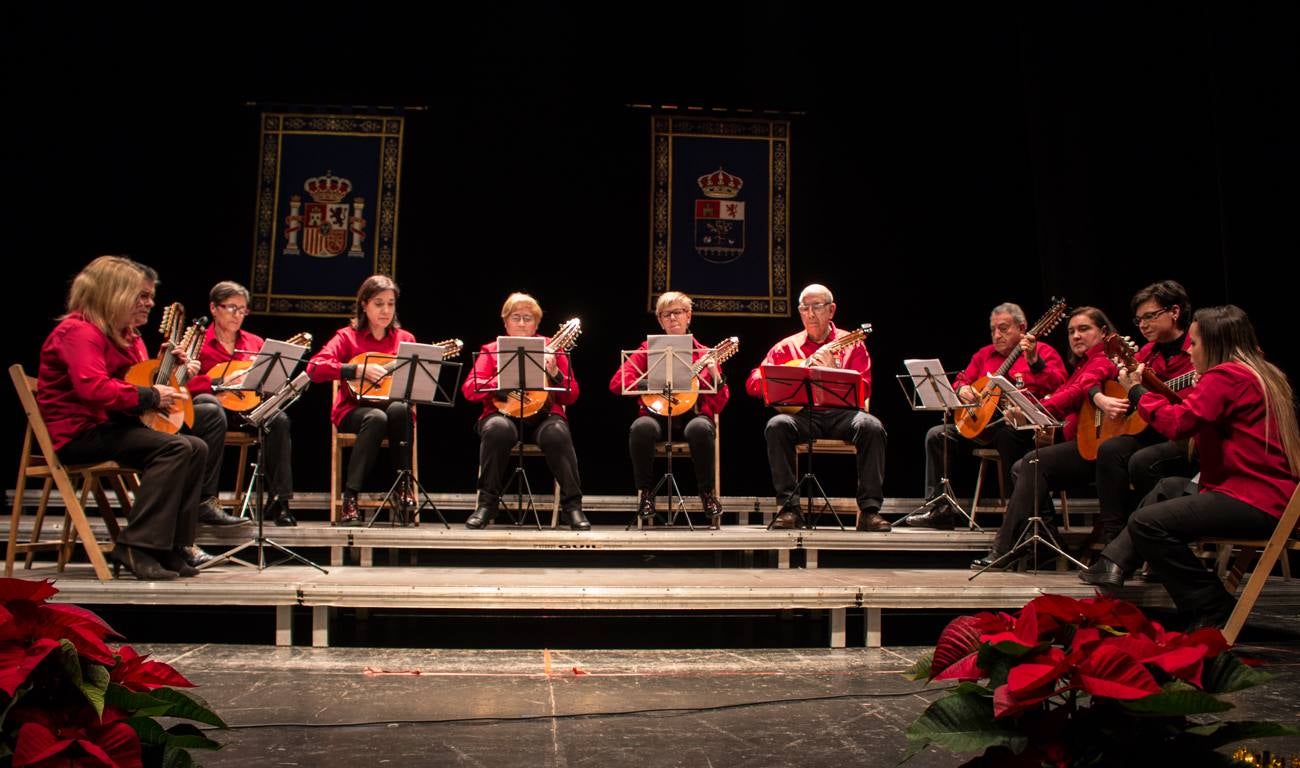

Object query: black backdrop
[6,3,1296,503]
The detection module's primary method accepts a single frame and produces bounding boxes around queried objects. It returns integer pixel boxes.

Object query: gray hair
[798,283,834,305]
[990,302,1026,327]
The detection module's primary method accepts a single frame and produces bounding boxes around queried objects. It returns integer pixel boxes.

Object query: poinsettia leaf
[903,653,932,681]
[1182,720,1300,748]
[935,653,987,682]
[55,638,83,686]
[106,683,174,718]
[0,577,59,603]
[0,638,61,697]
[162,745,197,768]
[79,663,110,718]
[1201,652,1273,694]
[906,693,1027,754]
[930,615,987,681]
[162,722,222,750]
[1073,645,1162,699]
[1119,688,1232,715]
[992,681,1057,719]
[951,682,993,696]
[146,687,228,728]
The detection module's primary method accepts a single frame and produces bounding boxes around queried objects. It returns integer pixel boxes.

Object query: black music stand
[759,365,864,530]
[364,342,461,528]
[896,359,981,530]
[618,336,714,530]
[206,342,325,573]
[969,377,1086,579]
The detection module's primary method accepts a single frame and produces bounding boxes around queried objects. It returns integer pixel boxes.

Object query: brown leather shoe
[338,492,362,526]
[856,510,891,532]
[770,508,804,530]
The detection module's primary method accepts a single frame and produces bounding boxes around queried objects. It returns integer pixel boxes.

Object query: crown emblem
[304,172,353,204]
[696,168,743,199]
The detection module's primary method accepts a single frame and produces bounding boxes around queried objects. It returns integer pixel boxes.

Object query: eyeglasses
[797,302,831,315]
[658,308,689,320]
[216,304,250,317]
[507,314,536,324]
[1132,307,1169,326]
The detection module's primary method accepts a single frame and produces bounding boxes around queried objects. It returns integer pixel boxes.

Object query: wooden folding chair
[1206,483,1300,643]
[7,364,136,580]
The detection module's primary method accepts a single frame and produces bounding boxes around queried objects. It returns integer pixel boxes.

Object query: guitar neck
[992,346,1022,378]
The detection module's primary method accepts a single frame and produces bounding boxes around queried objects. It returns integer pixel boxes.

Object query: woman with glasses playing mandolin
[462,292,588,530]
[183,281,299,531]
[307,275,417,526]
[609,291,731,526]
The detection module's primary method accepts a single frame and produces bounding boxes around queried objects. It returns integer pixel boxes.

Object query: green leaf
[1182,720,1300,749]
[147,687,228,728]
[1201,652,1273,694]
[162,747,196,768]
[79,664,110,718]
[105,684,174,718]
[56,639,83,686]
[128,718,222,751]
[905,693,1027,755]
[1119,689,1232,716]
[903,653,933,681]
[951,682,993,697]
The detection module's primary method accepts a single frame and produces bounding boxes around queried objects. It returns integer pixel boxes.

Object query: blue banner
[251,113,404,316]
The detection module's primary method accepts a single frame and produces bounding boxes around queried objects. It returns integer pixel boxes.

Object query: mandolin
[123,303,196,434]
[346,338,463,400]
[775,323,872,414]
[493,318,582,419]
[207,332,313,411]
[954,298,1068,439]
[1076,333,1197,460]
[640,336,739,417]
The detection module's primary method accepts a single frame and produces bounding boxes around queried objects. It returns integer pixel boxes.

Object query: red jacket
[953,342,1068,399]
[307,325,417,426]
[185,325,266,396]
[1137,361,1298,518]
[37,313,150,450]
[462,337,580,421]
[609,338,729,418]
[1042,344,1118,442]
[1136,332,1194,382]
[745,323,872,407]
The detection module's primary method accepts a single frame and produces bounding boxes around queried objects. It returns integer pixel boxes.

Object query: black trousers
[237,411,294,499]
[763,408,886,512]
[924,422,1032,499]
[189,394,228,499]
[339,401,412,493]
[58,420,206,552]
[1130,489,1276,618]
[476,413,582,510]
[1099,476,1199,573]
[991,440,1093,555]
[628,414,716,492]
[1095,430,1197,541]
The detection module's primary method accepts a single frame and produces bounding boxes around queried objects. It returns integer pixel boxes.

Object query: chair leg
[25,478,55,570]
[331,443,341,525]
[6,469,30,577]
[1060,491,1071,532]
[971,459,986,527]
[550,481,561,529]
[233,443,249,509]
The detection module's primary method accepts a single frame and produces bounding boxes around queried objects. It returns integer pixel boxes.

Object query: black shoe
[110,544,178,581]
[338,492,362,527]
[181,544,214,568]
[198,498,249,527]
[157,549,201,577]
[1136,564,1161,583]
[564,507,591,531]
[1186,604,1234,633]
[269,497,296,527]
[856,510,892,532]
[899,502,956,530]
[700,491,723,529]
[466,504,498,529]
[770,505,804,530]
[970,551,1018,571]
[1079,557,1125,589]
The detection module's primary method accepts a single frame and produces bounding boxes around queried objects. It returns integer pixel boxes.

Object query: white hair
[798,284,834,305]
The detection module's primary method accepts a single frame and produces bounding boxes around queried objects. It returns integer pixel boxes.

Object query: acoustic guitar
[346,338,463,400]
[493,318,582,419]
[774,323,872,414]
[1075,333,1197,460]
[123,303,196,434]
[954,298,1068,439]
[640,336,739,417]
[207,332,313,412]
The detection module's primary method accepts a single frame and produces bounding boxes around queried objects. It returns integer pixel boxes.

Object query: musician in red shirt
[1089,305,1300,629]
[609,291,729,525]
[462,292,587,530]
[38,256,207,579]
[744,284,889,532]
[901,302,1066,529]
[307,275,417,526]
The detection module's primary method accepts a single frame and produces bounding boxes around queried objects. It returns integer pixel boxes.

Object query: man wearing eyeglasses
[609,291,729,526]
[1086,280,1198,579]
[745,284,890,531]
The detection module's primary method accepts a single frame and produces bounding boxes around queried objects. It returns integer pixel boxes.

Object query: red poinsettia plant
[903,594,1297,767]
[0,577,225,768]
